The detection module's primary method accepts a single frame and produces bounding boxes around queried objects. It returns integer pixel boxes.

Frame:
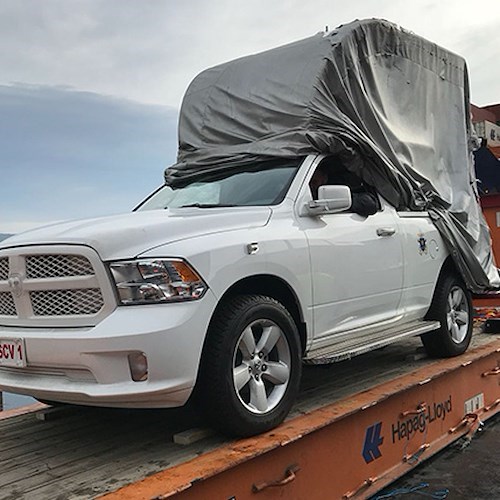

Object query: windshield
[136,161,300,211]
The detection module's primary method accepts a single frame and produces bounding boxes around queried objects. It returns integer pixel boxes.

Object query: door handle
[376,227,396,237]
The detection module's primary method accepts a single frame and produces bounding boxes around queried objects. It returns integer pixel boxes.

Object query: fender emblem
[417,234,428,255]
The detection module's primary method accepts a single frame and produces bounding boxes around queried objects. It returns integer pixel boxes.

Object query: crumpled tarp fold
[165,18,499,291]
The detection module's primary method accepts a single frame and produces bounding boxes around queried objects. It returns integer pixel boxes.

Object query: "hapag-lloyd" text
[391,396,452,442]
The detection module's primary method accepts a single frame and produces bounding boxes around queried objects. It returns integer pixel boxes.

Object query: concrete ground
[371,413,500,499]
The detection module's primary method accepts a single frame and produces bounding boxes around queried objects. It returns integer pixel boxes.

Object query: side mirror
[303,185,352,216]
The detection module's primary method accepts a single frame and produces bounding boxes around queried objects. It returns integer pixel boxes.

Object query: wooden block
[35,406,72,421]
[173,427,215,445]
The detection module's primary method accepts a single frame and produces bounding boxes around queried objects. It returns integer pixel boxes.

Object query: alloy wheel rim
[446,286,469,344]
[232,319,291,415]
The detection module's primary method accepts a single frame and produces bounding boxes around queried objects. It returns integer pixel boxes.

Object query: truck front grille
[26,254,94,279]
[31,289,104,316]
[0,246,115,327]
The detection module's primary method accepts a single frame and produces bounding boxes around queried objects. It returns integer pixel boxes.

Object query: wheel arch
[423,256,473,357]
[211,274,307,355]
[191,275,306,401]
[428,256,462,312]
[438,255,460,279]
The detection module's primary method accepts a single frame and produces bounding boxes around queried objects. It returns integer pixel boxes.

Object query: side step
[304,320,440,364]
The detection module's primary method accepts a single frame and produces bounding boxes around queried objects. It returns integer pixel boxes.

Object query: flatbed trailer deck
[1,331,499,499]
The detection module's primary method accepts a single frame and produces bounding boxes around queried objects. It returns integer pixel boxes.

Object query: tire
[199,295,302,437]
[422,273,473,357]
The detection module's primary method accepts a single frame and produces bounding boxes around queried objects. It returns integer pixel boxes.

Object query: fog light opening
[128,352,148,382]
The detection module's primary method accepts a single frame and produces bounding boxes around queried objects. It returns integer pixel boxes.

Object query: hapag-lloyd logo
[362,396,453,464]
[391,396,452,443]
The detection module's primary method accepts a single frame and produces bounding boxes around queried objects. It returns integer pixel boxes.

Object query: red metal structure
[102,340,500,500]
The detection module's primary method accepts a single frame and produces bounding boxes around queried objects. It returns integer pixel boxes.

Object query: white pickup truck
[0,154,472,436]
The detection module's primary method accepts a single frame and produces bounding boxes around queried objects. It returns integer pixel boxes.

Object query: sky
[1,0,499,233]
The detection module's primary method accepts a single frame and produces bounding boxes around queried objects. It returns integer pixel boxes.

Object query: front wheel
[199,295,302,437]
[422,273,472,357]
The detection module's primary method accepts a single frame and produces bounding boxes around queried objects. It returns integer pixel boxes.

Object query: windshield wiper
[178,203,237,208]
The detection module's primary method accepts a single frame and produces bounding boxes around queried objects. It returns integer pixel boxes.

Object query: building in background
[472,103,500,194]
[472,103,500,264]
[472,103,500,158]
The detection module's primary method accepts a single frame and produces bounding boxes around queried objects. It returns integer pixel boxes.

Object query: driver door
[301,193,404,342]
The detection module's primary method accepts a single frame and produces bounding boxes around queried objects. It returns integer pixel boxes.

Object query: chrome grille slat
[26,254,94,279]
[31,289,104,316]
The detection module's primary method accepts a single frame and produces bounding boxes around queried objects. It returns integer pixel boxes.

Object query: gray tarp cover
[165,18,499,290]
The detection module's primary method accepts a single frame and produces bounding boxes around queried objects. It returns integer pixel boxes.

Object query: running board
[304,320,440,365]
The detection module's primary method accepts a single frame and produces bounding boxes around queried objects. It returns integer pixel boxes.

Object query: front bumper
[0,291,217,408]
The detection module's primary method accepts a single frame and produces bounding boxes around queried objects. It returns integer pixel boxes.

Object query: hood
[0,208,272,260]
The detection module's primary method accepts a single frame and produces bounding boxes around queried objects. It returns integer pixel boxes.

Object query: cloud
[1,0,499,106]
[0,84,178,233]
[453,21,500,106]
[1,0,499,233]
[0,1,193,106]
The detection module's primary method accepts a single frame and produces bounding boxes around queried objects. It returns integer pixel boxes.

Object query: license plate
[0,338,26,367]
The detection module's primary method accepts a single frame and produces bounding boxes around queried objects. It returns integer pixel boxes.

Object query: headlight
[109,259,208,305]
